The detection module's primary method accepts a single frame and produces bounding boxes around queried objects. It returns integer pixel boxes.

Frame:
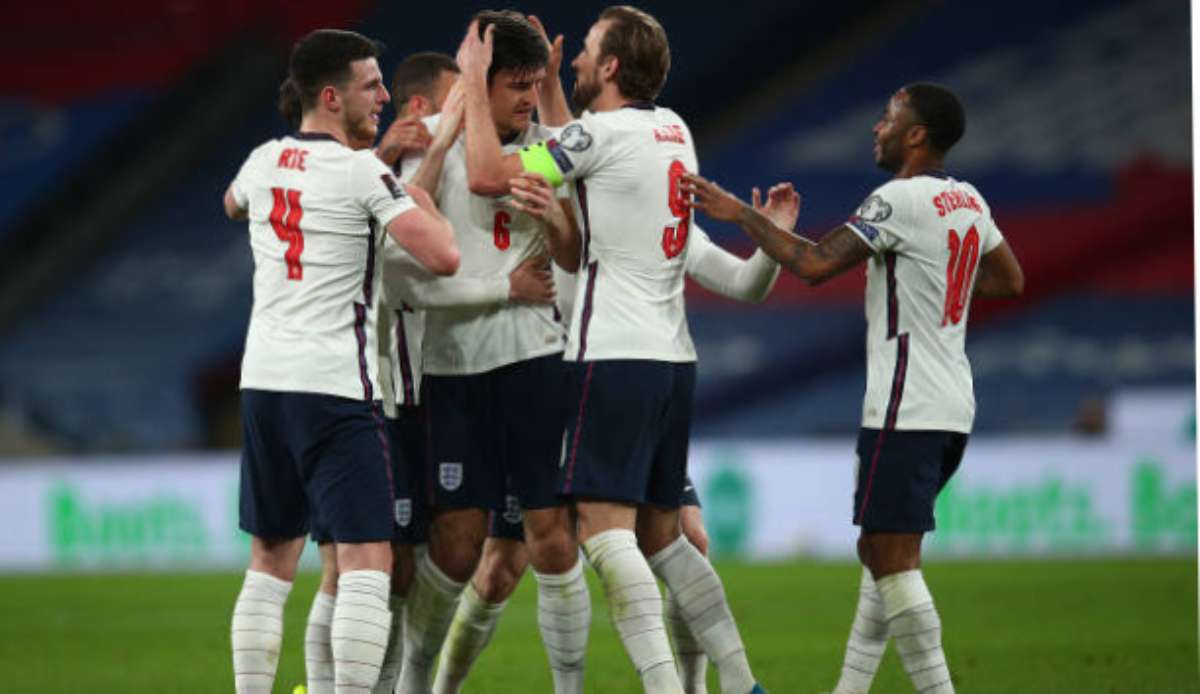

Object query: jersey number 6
[269,187,304,280]
[494,210,512,250]
[662,160,690,259]
[942,225,980,326]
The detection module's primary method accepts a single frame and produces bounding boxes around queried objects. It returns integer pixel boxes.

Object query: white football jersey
[377,245,426,412]
[535,104,698,363]
[231,132,417,402]
[845,172,1005,433]
[403,117,566,375]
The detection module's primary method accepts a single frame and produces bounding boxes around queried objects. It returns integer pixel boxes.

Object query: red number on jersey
[662,160,691,259]
[494,210,512,250]
[268,187,305,280]
[942,225,980,326]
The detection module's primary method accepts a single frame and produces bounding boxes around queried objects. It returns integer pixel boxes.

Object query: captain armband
[518,140,571,187]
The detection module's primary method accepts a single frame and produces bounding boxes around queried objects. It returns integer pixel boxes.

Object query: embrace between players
[223,6,1023,694]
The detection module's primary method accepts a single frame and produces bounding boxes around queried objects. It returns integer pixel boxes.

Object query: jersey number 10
[942,225,980,326]
[662,160,690,259]
[269,187,305,280]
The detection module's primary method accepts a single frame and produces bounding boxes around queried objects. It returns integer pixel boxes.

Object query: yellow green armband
[518,141,566,187]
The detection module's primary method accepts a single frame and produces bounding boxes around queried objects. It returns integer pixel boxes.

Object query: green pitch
[0,558,1194,693]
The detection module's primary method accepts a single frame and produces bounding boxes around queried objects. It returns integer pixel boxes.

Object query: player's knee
[474,560,521,603]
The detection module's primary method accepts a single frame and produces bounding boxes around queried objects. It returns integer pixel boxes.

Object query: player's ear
[905,123,928,149]
[320,85,341,113]
[409,95,430,117]
[599,55,619,82]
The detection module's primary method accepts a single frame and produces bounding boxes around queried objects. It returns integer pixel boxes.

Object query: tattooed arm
[683,174,872,285]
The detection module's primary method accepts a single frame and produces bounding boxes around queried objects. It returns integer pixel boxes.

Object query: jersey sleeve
[517,113,606,187]
[685,225,780,302]
[845,180,911,253]
[383,240,508,311]
[229,143,268,208]
[351,152,418,228]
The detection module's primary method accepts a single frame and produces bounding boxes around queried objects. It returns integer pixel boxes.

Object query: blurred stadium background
[0,0,1193,692]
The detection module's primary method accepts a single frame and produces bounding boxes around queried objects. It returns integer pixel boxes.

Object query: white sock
[432,581,508,694]
[399,553,467,694]
[372,593,407,694]
[305,590,336,694]
[583,529,683,694]
[231,569,292,694]
[648,535,754,694]
[332,570,392,693]
[534,559,591,694]
[665,587,708,694]
[877,570,954,694]
[832,568,888,694]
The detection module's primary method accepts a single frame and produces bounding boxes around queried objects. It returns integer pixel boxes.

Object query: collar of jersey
[292,131,341,143]
[622,100,656,111]
[916,168,950,179]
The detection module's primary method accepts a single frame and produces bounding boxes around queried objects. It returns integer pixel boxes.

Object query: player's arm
[686,227,780,303]
[458,21,536,196]
[387,184,460,276]
[392,253,554,310]
[223,186,247,221]
[528,15,572,128]
[974,241,1024,297]
[684,174,871,285]
[508,172,580,272]
[408,83,465,198]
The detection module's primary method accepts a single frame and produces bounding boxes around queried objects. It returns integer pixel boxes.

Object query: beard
[346,111,378,150]
[875,141,902,174]
[571,72,601,112]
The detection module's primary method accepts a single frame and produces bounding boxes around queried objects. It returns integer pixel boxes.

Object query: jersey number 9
[662,160,690,259]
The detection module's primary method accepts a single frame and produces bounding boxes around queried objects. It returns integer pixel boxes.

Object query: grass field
[1,558,1195,693]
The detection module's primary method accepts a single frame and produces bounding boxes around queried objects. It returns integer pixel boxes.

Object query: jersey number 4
[269,187,305,280]
[662,160,690,259]
[942,225,980,326]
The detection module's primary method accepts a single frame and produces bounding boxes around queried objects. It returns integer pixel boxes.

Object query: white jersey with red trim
[403,117,566,376]
[536,104,699,363]
[845,172,1005,433]
[231,132,416,401]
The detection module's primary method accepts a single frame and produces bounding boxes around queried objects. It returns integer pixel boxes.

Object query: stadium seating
[0,0,1190,449]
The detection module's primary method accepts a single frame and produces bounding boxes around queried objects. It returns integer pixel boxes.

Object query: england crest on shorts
[394,498,413,527]
[503,495,523,525]
[439,462,464,491]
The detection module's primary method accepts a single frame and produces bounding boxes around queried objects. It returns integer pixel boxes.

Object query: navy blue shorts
[488,485,527,541]
[680,475,701,508]
[392,404,430,544]
[311,405,428,545]
[239,389,395,544]
[424,354,567,516]
[558,360,696,507]
[853,428,968,533]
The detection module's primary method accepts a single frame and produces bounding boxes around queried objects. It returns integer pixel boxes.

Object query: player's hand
[753,182,802,231]
[681,172,746,222]
[527,15,564,78]
[377,117,432,166]
[508,254,556,305]
[507,172,556,221]
[456,19,494,81]
[431,80,466,150]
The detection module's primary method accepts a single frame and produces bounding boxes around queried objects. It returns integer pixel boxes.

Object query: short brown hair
[391,52,459,105]
[598,6,670,101]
